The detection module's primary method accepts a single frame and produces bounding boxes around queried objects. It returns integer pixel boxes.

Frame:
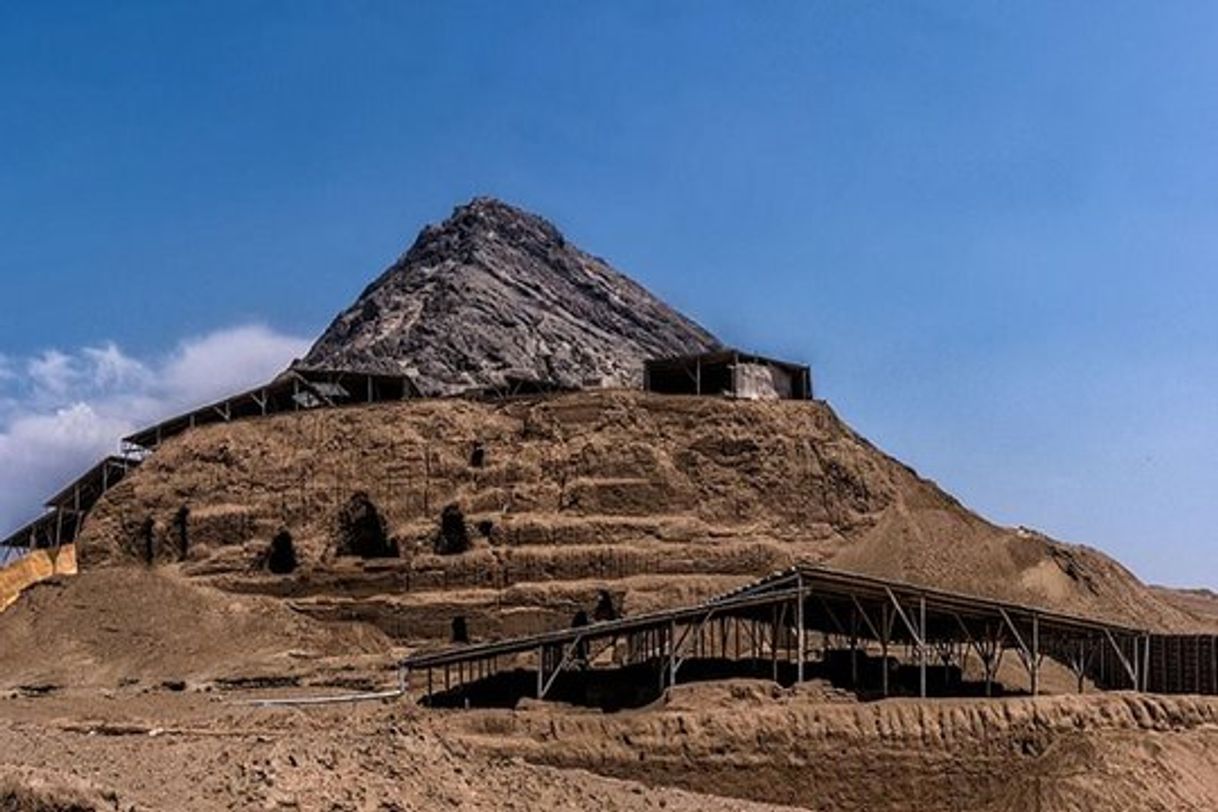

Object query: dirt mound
[661,679,856,712]
[446,692,1218,811]
[1151,585,1218,629]
[0,567,387,689]
[988,728,1218,812]
[0,694,796,812]
[77,391,1198,638]
[0,767,134,812]
[302,197,720,395]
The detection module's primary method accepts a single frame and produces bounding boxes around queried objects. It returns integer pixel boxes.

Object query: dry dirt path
[0,689,798,812]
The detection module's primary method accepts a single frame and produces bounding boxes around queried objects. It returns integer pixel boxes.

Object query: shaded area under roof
[402,563,1148,674]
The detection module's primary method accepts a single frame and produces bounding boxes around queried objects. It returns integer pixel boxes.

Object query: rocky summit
[301,197,721,396]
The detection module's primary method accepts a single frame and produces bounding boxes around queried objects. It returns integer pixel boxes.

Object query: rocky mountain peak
[301,197,721,396]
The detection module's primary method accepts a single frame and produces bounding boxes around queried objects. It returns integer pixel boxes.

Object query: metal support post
[880,603,890,697]
[796,575,806,684]
[849,608,859,687]
[1143,634,1152,693]
[1132,635,1141,693]
[536,645,544,699]
[771,604,780,683]
[669,620,678,689]
[919,595,927,699]
[1030,614,1040,697]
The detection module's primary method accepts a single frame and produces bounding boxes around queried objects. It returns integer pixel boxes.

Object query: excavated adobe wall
[449,691,1218,812]
[75,391,1204,636]
[0,545,76,612]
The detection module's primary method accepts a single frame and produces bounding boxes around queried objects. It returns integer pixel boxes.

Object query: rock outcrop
[302,197,721,396]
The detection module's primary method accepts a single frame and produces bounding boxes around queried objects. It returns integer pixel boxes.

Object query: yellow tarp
[0,544,77,612]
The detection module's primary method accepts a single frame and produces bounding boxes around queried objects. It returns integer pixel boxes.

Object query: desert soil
[77,391,1213,647]
[3,568,1218,811]
[3,681,1217,812]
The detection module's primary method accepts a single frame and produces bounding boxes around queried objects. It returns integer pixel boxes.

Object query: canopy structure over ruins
[2,457,141,554]
[644,349,812,400]
[122,367,418,452]
[400,563,1184,708]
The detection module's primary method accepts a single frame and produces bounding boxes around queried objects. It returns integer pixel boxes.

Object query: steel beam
[540,634,586,699]
[1031,614,1040,696]
[796,578,806,684]
[919,595,927,698]
[536,645,545,699]
[880,603,890,697]
[1103,630,1138,690]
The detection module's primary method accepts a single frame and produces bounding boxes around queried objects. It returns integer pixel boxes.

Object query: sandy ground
[2,567,1218,811]
[2,685,1217,812]
[442,682,1218,811]
[0,689,799,812]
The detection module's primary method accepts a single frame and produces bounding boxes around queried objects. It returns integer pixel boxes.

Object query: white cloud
[0,404,131,532]
[82,342,152,391]
[27,350,77,396]
[160,325,310,411]
[0,324,311,535]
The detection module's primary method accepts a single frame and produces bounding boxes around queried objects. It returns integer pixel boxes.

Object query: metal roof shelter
[44,456,139,515]
[0,510,77,552]
[644,349,813,400]
[3,367,418,568]
[0,456,144,555]
[1144,634,1218,695]
[123,367,418,451]
[0,543,25,567]
[400,564,1155,707]
[462,375,580,402]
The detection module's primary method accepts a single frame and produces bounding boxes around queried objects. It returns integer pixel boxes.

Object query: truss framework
[401,564,1159,706]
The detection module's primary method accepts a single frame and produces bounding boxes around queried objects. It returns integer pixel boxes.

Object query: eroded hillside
[77,390,1199,639]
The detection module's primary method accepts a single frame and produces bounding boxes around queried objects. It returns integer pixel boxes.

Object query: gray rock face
[301,198,721,396]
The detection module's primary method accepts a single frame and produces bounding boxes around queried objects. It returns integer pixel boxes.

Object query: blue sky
[1,2,1216,586]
